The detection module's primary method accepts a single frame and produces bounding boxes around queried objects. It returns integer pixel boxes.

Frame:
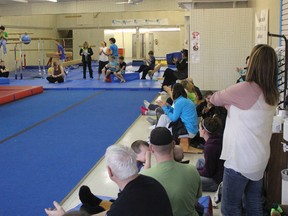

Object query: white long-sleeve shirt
[210,81,276,181]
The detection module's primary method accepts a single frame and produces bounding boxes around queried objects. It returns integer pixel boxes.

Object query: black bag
[168,118,188,143]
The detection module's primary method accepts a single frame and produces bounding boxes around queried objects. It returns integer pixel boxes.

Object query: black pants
[98,61,108,75]
[47,76,64,83]
[137,65,153,79]
[0,72,9,78]
[161,68,177,91]
[83,61,93,78]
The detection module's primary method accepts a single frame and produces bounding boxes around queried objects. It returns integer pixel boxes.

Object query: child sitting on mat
[102,55,117,82]
[0,60,9,78]
[131,140,151,171]
[114,55,126,83]
[46,61,65,83]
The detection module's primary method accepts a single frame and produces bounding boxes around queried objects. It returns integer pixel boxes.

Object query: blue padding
[0,78,9,84]
[168,65,177,69]
[111,72,140,82]
[166,52,182,65]
[198,196,212,216]
[132,60,145,66]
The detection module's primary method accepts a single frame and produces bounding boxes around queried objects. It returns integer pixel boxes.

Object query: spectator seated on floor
[160,49,188,94]
[196,117,224,192]
[47,61,65,83]
[113,55,126,83]
[180,79,198,104]
[186,78,203,103]
[131,140,151,171]
[102,55,117,82]
[197,91,227,133]
[45,144,173,216]
[141,127,202,216]
[0,59,9,78]
[156,83,198,142]
[135,50,155,80]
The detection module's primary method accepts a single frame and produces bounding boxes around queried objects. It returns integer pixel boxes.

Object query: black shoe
[80,204,105,215]
[79,185,101,206]
[83,77,86,79]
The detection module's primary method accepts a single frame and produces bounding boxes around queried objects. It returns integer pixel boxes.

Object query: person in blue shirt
[102,55,117,82]
[55,40,66,62]
[109,37,118,60]
[156,83,198,140]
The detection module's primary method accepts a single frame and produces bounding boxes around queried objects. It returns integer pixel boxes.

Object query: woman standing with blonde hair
[98,41,109,80]
[210,44,279,216]
[80,41,94,79]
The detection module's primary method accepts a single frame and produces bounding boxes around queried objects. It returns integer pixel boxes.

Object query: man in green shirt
[141,127,202,216]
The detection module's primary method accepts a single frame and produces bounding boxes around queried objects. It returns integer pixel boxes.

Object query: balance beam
[9,32,34,35]
[62,59,81,67]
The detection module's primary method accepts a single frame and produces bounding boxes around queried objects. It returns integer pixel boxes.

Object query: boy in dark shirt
[114,55,126,83]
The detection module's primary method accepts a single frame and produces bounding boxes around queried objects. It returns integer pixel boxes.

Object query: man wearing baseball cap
[141,127,202,216]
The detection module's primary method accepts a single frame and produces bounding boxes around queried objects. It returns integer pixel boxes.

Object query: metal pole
[268,32,288,109]
[38,39,41,76]
[14,44,18,79]
[42,39,45,76]
[19,43,23,79]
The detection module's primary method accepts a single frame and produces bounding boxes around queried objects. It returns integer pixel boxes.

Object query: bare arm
[163,85,172,98]
[143,151,151,169]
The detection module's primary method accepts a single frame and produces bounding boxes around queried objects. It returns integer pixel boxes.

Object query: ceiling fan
[116,0,143,5]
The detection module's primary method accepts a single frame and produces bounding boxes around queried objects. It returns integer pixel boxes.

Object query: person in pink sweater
[210,44,279,216]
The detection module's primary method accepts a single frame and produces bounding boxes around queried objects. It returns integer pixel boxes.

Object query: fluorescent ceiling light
[140,28,180,33]
[47,0,57,2]
[12,0,28,3]
[105,28,180,34]
[105,29,136,34]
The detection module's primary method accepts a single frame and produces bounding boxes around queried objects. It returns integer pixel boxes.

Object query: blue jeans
[221,168,263,216]
[0,39,7,54]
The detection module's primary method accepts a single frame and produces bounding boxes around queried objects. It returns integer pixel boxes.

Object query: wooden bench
[179,137,203,154]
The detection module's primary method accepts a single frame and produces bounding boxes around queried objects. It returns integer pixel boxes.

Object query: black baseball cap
[150,127,173,146]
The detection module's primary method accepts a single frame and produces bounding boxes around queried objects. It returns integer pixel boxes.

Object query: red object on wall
[118,48,125,56]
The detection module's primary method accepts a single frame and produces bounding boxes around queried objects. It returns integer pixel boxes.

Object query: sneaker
[140,106,148,115]
[143,100,150,108]
[146,117,156,125]
[213,181,223,204]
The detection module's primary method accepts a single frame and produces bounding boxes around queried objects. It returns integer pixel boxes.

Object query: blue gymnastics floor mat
[0,89,158,216]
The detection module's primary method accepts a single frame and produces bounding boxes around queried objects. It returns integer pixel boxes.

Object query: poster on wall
[191,31,200,63]
[255,9,268,45]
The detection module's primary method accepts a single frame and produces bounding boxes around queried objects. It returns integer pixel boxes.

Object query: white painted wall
[248,0,281,48]
[189,8,253,91]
